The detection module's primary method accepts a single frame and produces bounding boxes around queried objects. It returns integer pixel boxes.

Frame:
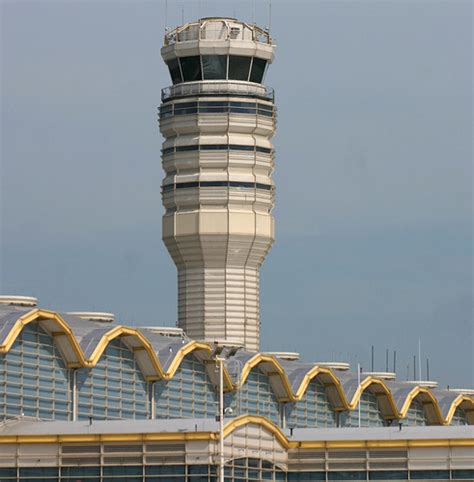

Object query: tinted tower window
[167,58,182,85]
[228,55,252,81]
[202,55,227,80]
[180,56,202,81]
[249,57,267,83]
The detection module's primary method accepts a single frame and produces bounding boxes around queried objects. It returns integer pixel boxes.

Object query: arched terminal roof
[0,304,472,424]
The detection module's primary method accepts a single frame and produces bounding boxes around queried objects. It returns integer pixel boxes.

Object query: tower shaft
[160,18,276,351]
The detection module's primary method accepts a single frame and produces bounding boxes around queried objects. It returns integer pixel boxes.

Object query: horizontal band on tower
[159,100,274,119]
[162,181,274,192]
[162,144,273,156]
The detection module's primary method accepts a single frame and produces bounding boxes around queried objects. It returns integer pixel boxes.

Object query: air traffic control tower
[159,18,276,351]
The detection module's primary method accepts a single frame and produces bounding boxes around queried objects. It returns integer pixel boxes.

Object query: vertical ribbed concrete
[159,18,276,351]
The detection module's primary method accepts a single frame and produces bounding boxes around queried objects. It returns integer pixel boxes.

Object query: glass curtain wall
[76,339,148,420]
[285,380,336,428]
[0,323,70,420]
[154,354,217,419]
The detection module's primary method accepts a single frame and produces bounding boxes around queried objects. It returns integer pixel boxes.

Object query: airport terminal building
[1,18,472,482]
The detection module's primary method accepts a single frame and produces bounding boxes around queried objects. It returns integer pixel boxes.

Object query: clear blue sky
[1,0,472,387]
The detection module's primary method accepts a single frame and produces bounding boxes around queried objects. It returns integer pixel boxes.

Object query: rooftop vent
[405,380,438,388]
[0,296,38,307]
[362,371,396,380]
[66,312,114,323]
[449,388,474,395]
[315,362,350,371]
[140,326,184,337]
[264,351,300,361]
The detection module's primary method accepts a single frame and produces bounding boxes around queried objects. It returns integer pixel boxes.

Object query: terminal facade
[0,18,472,482]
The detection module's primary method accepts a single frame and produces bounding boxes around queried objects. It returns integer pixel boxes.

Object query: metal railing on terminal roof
[161,81,275,102]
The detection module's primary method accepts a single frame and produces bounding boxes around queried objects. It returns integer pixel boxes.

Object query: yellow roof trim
[223,414,289,448]
[0,309,86,366]
[238,354,293,400]
[294,365,349,408]
[0,414,472,447]
[445,394,474,424]
[399,386,445,424]
[349,376,399,419]
[86,325,165,378]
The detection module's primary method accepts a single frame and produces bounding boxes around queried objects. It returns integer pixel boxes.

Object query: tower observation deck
[159,18,276,351]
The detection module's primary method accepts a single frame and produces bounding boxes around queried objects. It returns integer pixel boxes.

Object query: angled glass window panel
[228,55,252,81]
[410,470,450,480]
[229,101,256,108]
[249,57,267,83]
[288,473,325,481]
[176,145,199,152]
[369,471,409,480]
[20,467,59,476]
[146,465,186,475]
[167,58,182,85]
[180,56,202,81]
[452,470,474,479]
[200,101,229,107]
[230,181,254,189]
[162,147,174,155]
[201,181,229,187]
[175,102,198,109]
[0,468,16,477]
[200,144,228,150]
[176,182,199,189]
[229,144,254,151]
[202,55,227,79]
[328,472,368,480]
[199,106,229,113]
[230,107,257,114]
[61,467,101,477]
[175,107,198,115]
[256,183,272,191]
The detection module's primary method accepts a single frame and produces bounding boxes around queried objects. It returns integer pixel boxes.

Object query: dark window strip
[160,101,273,117]
[162,145,273,155]
[162,181,273,191]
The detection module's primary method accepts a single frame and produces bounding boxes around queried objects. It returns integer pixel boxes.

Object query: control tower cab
[159,18,276,351]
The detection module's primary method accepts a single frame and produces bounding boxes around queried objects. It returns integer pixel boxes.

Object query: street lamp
[212,341,243,482]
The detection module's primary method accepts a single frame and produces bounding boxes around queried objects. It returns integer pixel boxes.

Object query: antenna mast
[268,0,272,35]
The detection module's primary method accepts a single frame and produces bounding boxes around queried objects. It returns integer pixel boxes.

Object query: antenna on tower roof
[268,0,272,35]
[164,0,168,33]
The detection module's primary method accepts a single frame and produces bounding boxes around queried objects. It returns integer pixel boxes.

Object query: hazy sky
[1,0,472,387]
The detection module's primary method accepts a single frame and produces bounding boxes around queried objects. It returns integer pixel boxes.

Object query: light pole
[216,355,225,482]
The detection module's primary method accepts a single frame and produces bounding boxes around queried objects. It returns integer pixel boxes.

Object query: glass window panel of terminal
[202,55,227,80]
[228,55,252,81]
[180,56,202,81]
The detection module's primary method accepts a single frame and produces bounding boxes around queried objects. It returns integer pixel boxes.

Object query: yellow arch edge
[445,394,474,425]
[0,310,470,424]
[87,325,165,378]
[349,376,399,420]
[0,309,87,367]
[223,414,289,448]
[293,365,350,408]
[164,340,233,390]
[238,353,293,400]
[399,386,445,425]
